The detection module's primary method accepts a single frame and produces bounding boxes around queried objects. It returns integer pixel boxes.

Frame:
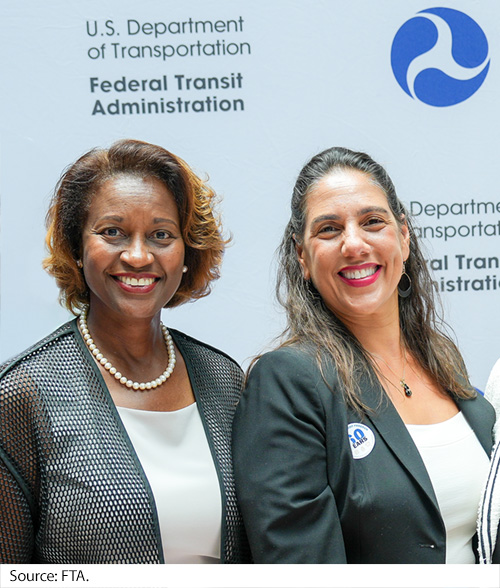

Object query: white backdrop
[1,0,499,390]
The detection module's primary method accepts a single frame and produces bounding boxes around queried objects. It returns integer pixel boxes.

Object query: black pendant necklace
[369,345,414,399]
[400,378,413,397]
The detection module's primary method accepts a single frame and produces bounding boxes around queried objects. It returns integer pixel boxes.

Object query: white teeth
[117,276,155,286]
[341,266,377,280]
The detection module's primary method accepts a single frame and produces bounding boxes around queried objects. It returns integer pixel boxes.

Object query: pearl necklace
[78,306,176,391]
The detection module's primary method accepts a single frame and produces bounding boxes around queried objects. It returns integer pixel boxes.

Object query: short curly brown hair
[43,139,226,314]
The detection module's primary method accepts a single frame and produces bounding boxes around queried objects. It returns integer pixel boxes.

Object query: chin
[110,301,163,321]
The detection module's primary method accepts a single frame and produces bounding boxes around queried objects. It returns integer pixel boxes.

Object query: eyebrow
[153,217,179,227]
[310,206,390,226]
[97,215,124,223]
[94,215,179,227]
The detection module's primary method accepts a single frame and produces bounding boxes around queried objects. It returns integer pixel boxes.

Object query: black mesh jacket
[0,319,251,564]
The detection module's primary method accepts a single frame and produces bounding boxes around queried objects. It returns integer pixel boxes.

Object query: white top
[117,403,222,564]
[406,412,489,563]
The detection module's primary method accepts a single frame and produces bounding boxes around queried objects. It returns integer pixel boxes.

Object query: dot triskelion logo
[391,7,490,106]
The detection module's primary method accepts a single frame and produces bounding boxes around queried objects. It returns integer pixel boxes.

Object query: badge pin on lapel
[348,423,376,459]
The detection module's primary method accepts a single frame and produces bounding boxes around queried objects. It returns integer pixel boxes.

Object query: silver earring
[182,266,188,273]
[398,262,412,298]
[76,260,83,268]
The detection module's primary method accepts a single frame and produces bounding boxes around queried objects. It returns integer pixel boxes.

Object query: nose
[340,225,370,258]
[120,235,154,267]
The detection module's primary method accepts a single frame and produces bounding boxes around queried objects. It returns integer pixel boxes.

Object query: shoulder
[234,346,340,449]
[169,329,244,400]
[0,320,76,380]
[244,345,340,413]
[169,328,242,373]
[249,345,333,388]
[0,320,80,421]
[469,388,496,425]
[483,358,500,439]
[0,321,79,469]
[485,358,500,406]
[253,344,316,367]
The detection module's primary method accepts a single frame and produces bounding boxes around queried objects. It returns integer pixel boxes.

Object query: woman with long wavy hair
[233,146,494,563]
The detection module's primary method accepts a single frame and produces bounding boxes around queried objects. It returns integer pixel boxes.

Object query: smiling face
[296,168,410,328]
[81,174,185,322]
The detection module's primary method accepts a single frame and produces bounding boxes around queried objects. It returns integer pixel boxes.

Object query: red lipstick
[338,264,381,288]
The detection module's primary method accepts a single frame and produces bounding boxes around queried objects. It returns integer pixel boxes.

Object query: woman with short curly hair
[44,138,224,311]
[0,139,250,564]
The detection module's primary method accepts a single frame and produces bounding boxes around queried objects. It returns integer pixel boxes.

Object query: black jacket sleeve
[232,348,347,563]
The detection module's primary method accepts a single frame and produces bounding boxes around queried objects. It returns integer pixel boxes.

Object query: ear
[293,234,311,281]
[399,216,410,261]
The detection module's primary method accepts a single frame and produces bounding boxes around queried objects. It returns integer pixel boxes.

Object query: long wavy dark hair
[276,146,474,413]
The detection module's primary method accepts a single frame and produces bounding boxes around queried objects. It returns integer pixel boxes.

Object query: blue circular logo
[391,8,490,106]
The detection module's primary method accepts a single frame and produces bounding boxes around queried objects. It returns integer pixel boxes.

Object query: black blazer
[232,346,495,563]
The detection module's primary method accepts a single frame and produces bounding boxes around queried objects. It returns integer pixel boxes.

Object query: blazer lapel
[360,371,441,513]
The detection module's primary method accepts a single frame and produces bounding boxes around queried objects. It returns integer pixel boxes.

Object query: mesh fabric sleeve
[0,365,41,563]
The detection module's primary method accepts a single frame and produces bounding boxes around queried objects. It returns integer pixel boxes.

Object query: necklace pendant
[400,379,412,397]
